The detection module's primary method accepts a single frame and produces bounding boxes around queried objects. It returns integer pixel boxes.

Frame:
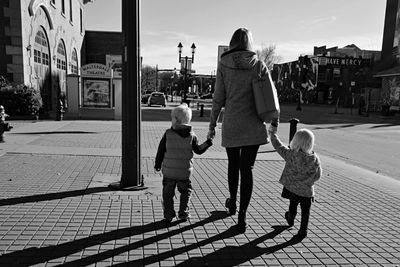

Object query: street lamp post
[177,42,196,103]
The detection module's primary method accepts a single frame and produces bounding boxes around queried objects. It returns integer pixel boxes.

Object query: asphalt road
[143,101,400,181]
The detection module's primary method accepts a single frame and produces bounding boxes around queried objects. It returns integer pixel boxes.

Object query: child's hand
[207,129,215,140]
[206,138,213,146]
[268,124,278,135]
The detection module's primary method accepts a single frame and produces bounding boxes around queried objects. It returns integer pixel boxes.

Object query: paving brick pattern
[0,120,399,266]
[0,153,399,266]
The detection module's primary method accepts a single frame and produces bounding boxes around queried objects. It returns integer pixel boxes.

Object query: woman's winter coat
[209,50,269,148]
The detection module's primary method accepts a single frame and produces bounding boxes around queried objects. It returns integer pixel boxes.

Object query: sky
[85,0,387,75]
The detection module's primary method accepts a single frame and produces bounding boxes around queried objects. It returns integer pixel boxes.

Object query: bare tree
[256,44,282,71]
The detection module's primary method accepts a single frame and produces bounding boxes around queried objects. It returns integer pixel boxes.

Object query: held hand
[207,129,216,140]
[154,167,161,172]
[268,125,278,135]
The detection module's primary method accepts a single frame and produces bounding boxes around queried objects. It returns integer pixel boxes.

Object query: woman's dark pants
[226,145,259,222]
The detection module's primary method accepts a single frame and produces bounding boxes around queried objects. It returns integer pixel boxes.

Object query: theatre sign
[81,63,112,77]
[318,56,371,67]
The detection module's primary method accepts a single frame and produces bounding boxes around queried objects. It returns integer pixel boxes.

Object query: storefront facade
[0,0,92,117]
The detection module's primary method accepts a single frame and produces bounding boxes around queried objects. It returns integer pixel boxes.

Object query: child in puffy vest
[155,103,212,222]
[269,126,322,239]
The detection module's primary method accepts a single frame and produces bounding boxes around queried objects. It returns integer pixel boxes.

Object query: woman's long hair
[229,28,254,52]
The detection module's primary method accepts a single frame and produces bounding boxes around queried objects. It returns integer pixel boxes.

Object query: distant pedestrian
[207,27,279,233]
[268,126,322,239]
[155,103,212,223]
[0,105,11,143]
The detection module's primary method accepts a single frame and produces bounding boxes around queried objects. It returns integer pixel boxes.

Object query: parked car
[148,92,166,107]
[141,94,151,104]
[200,93,213,99]
[141,90,154,104]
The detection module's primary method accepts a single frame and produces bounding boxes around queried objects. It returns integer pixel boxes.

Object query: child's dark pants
[162,177,192,220]
[289,197,312,233]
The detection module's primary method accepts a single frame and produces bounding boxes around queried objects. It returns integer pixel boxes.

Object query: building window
[69,0,73,22]
[80,8,83,33]
[34,49,41,63]
[71,49,78,74]
[57,43,66,70]
[61,0,65,15]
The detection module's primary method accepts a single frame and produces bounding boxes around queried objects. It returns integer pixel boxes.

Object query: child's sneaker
[178,213,191,221]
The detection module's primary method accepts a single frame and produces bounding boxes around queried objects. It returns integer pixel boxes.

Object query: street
[142,101,400,181]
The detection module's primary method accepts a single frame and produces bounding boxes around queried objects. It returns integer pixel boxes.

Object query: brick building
[272,45,380,107]
[0,0,92,115]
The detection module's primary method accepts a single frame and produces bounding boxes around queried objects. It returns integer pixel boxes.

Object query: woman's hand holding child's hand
[268,124,278,135]
[207,129,215,140]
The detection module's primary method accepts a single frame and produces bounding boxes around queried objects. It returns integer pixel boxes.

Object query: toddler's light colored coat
[270,133,322,197]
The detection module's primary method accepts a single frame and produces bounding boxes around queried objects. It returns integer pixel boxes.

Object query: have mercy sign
[319,56,371,67]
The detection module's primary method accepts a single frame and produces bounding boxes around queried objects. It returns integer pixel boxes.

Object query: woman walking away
[268,126,322,239]
[207,28,278,233]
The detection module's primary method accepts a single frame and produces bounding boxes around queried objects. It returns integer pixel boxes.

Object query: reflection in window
[71,49,78,74]
[57,42,67,70]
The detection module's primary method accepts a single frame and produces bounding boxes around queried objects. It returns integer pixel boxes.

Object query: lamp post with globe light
[177,42,196,104]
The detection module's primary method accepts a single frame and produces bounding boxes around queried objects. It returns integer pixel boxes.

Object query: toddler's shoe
[285,211,294,227]
[178,213,191,221]
[162,218,173,224]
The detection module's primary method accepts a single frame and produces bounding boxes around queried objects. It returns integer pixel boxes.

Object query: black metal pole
[112,0,142,189]
[289,118,299,144]
[183,56,188,103]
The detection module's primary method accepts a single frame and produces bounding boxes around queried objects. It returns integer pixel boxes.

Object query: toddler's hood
[171,124,192,138]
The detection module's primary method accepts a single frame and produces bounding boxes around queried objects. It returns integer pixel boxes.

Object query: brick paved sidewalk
[0,121,399,266]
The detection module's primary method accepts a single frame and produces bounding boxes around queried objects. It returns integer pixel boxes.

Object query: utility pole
[111,0,143,190]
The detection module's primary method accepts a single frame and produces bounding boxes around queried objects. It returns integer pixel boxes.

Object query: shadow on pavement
[116,225,292,266]
[311,124,355,130]
[0,211,228,266]
[11,131,97,134]
[175,225,300,267]
[0,187,112,206]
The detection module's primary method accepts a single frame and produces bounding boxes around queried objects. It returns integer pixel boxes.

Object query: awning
[374,66,400,77]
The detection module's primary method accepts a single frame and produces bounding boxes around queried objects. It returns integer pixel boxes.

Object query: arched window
[34,29,49,66]
[57,42,66,71]
[33,27,51,111]
[71,49,78,74]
